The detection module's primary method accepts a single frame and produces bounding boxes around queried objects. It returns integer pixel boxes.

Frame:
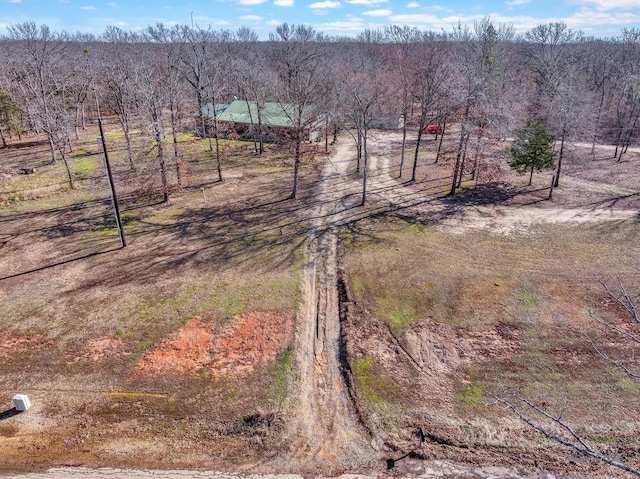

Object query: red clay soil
[136,312,294,378]
[0,334,51,360]
[67,336,130,363]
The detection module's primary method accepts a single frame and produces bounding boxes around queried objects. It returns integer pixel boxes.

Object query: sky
[1,0,639,39]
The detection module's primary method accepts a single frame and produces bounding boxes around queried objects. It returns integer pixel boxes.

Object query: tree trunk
[152,111,169,203]
[47,133,57,164]
[471,137,481,182]
[258,107,264,154]
[529,161,534,186]
[196,90,212,152]
[170,103,182,189]
[361,129,368,206]
[124,126,134,170]
[435,117,446,164]
[290,130,301,199]
[158,138,169,203]
[554,130,566,188]
[74,103,81,140]
[212,100,223,182]
[411,128,423,183]
[356,128,362,173]
[399,110,407,177]
[0,128,7,148]
[457,133,470,189]
[448,128,467,196]
[591,86,605,156]
[60,150,75,190]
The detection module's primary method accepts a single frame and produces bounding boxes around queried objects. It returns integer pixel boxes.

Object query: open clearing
[1,124,640,478]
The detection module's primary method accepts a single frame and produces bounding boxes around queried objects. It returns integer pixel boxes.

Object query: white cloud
[576,0,639,9]
[191,14,231,26]
[506,0,530,5]
[388,13,550,33]
[238,0,268,4]
[274,0,293,5]
[406,2,420,7]
[8,0,22,3]
[345,0,387,4]
[107,2,118,6]
[564,8,640,28]
[266,19,282,25]
[309,1,341,8]
[315,18,366,33]
[362,8,392,16]
[80,5,97,10]
[240,14,263,20]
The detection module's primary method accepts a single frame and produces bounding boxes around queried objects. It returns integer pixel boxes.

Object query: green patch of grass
[457,383,487,411]
[268,349,293,404]
[74,156,99,176]
[114,328,130,339]
[407,221,426,234]
[376,296,419,334]
[387,307,418,332]
[240,236,269,249]
[516,288,538,306]
[351,277,367,302]
[176,133,198,142]
[591,433,615,445]
[352,356,395,404]
[105,130,125,141]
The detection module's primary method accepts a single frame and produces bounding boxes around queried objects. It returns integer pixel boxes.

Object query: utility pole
[98,119,126,248]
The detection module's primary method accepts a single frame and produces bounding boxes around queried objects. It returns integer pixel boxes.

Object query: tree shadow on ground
[440,182,526,207]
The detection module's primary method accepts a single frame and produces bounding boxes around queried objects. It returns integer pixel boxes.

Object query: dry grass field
[1,120,639,478]
[0,122,324,472]
[341,129,640,477]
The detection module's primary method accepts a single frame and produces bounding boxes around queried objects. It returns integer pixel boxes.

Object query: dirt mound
[137,312,294,378]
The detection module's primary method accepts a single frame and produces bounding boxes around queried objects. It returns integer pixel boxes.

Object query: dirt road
[278,140,375,472]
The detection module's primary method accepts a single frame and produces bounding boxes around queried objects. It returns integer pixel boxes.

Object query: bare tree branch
[494,388,640,477]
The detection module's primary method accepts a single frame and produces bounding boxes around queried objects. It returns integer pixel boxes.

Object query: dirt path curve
[279,140,375,472]
[365,131,639,234]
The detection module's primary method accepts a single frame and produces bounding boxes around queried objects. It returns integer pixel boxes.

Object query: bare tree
[268,23,330,199]
[100,27,141,169]
[447,19,515,196]
[178,24,226,182]
[524,22,587,187]
[137,44,171,203]
[384,25,422,178]
[146,23,188,189]
[409,33,451,182]
[336,43,387,206]
[229,28,273,155]
[609,29,640,162]
[6,22,69,164]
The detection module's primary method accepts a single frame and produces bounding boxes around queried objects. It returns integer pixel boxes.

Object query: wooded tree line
[0,20,639,201]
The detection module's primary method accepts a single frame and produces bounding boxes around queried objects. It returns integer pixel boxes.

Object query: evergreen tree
[507,119,555,186]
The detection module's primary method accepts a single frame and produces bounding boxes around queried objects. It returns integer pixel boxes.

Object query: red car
[423,125,443,134]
